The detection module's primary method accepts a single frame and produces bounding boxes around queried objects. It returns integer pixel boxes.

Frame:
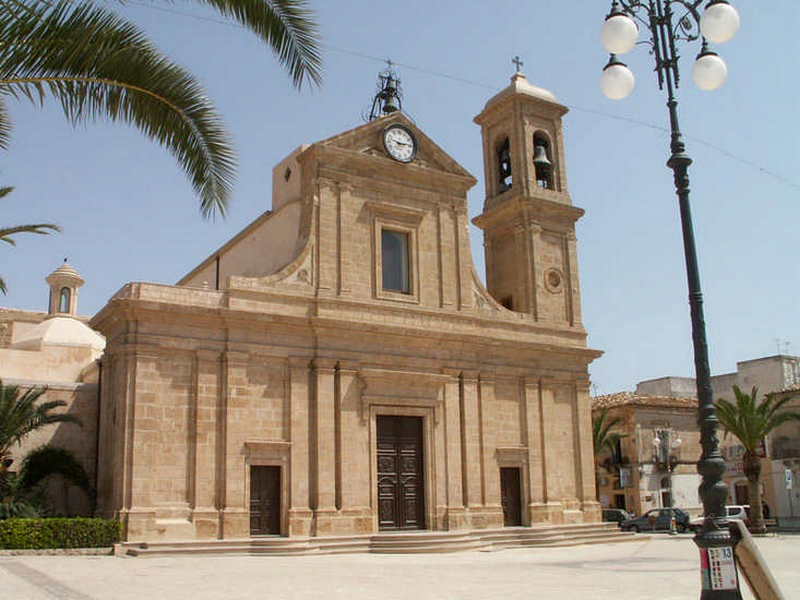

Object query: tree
[0,380,91,517]
[715,385,800,533]
[0,0,321,218]
[592,408,627,499]
[1,186,60,293]
[593,407,626,461]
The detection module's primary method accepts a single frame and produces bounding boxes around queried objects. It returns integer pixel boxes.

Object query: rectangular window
[381,229,410,294]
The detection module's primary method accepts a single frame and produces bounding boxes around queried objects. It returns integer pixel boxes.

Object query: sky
[1,0,798,395]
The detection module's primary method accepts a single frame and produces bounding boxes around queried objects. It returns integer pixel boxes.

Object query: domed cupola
[46,261,84,316]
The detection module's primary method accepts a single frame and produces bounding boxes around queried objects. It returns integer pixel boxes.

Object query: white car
[690,505,750,531]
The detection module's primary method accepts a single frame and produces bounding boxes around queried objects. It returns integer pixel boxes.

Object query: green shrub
[0,518,120,549]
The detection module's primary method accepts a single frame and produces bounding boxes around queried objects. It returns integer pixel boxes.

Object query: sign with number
[701,547,738,591]
[786,469,793,490]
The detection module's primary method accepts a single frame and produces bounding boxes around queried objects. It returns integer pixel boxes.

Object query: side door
[655,509,672,530]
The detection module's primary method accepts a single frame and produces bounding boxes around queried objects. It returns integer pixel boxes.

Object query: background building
[0,263,104,515]
[592,393,702,517]
[627,354,800,525]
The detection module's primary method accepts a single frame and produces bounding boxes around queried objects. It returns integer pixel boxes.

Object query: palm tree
[715,385,800,533]
[592,408,627,499]
[593,407,626,461]
[0,0,321,218]
[1,186,60,293]
[0,380,91,517]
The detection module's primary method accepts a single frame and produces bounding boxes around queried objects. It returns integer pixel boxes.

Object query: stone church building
[86,72,602,541]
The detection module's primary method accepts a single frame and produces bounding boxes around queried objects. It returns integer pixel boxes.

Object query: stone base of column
[220,508,248,539]
[442,506,468,530]
[311,507,373,536]
[528,502,564,524]
[288,508,313,537]
[581,499,602,522]
[465,505,504,530]
[191,508,220,539]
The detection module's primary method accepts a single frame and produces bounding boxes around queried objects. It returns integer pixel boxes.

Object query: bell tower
[472,68,585,328]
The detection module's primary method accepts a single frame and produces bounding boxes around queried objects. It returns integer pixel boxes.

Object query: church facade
[90,73,602,541]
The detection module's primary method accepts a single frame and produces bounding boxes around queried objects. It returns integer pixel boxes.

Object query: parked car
[690,505,751,532]
[726,505,750,523]
[620,508,691,533]
[602,508,633,526]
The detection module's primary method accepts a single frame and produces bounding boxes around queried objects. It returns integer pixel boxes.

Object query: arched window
[533,134,553,190]
[59,287,71,313]
[496,137,512,191]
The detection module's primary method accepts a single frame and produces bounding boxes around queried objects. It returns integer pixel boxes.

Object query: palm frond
[592,408,627,457]
[197,0,322,89]
[0,95,11,149]
[0,222,61,245]
[715,385,800,456]
[0,380,81,460]
[18,445,93,495]
[0,0,237,217]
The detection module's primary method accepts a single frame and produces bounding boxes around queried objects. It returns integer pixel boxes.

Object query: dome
[11,316,105,353]
[46,262,85,287]
[482,72,559,111]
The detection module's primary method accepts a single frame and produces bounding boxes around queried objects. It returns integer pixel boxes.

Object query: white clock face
[383,126,416,163]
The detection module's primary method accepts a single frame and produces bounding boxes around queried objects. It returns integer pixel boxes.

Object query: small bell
[532,144,552,169]
[533,144,552,189]
[382,90,400,114]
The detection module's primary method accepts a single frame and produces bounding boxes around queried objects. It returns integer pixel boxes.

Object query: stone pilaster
[288,357,312,536]
[441,369,465,529]
[192,349,221,539]
[220,350,249,539]
[311,358,337,535]
[575,378,600,521]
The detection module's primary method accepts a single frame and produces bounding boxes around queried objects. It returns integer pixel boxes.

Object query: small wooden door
[500,467,522,526]
[377,416,425,530]
[250,466,281,535]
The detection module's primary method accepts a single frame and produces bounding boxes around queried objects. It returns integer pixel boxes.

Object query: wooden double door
[377,416,425,530]
[250,466,281,535]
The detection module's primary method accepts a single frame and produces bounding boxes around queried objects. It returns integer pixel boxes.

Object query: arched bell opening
[496,137,512,192]
[532,133,553,190]
[59,287,72,313]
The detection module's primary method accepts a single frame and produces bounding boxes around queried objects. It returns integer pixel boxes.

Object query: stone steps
[117,523,638,558]
[369,531,484,554]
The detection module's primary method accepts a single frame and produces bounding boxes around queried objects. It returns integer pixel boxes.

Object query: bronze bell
[382,92,400,114]
[532,144,552,169]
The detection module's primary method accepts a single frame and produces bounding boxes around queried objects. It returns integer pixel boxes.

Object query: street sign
[786,469,793,490]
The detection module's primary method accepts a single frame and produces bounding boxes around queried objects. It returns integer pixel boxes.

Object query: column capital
[195,349,221,363]
[311,357,337,372]
[224,350,249,365]
[287,356,311,370]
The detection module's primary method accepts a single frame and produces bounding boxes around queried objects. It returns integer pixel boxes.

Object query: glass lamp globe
[700,1,740,44]
[692,51,727,91]
[601,13,639,54]
[600,59,635,100]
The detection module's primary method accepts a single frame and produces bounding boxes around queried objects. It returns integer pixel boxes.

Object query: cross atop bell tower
[472,71,586,328]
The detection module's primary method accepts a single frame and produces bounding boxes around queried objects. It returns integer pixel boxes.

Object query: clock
[383,124,417,163]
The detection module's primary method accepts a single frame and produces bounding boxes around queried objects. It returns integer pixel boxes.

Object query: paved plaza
[0,534,798,600]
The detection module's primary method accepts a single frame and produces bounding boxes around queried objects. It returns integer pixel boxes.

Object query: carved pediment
[314,113,475,182]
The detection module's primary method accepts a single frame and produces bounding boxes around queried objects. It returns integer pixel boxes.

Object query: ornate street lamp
[598,1,742,598]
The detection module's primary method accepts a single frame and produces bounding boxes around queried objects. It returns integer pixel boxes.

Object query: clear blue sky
[2,1,797,394]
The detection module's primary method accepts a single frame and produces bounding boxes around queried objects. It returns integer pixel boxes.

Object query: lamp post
[598,1,743,598]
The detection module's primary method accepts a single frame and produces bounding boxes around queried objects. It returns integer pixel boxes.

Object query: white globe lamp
[692,49,728,91]
[600,56,635,100]
[601,12,639,54]
[700,0,740,44]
